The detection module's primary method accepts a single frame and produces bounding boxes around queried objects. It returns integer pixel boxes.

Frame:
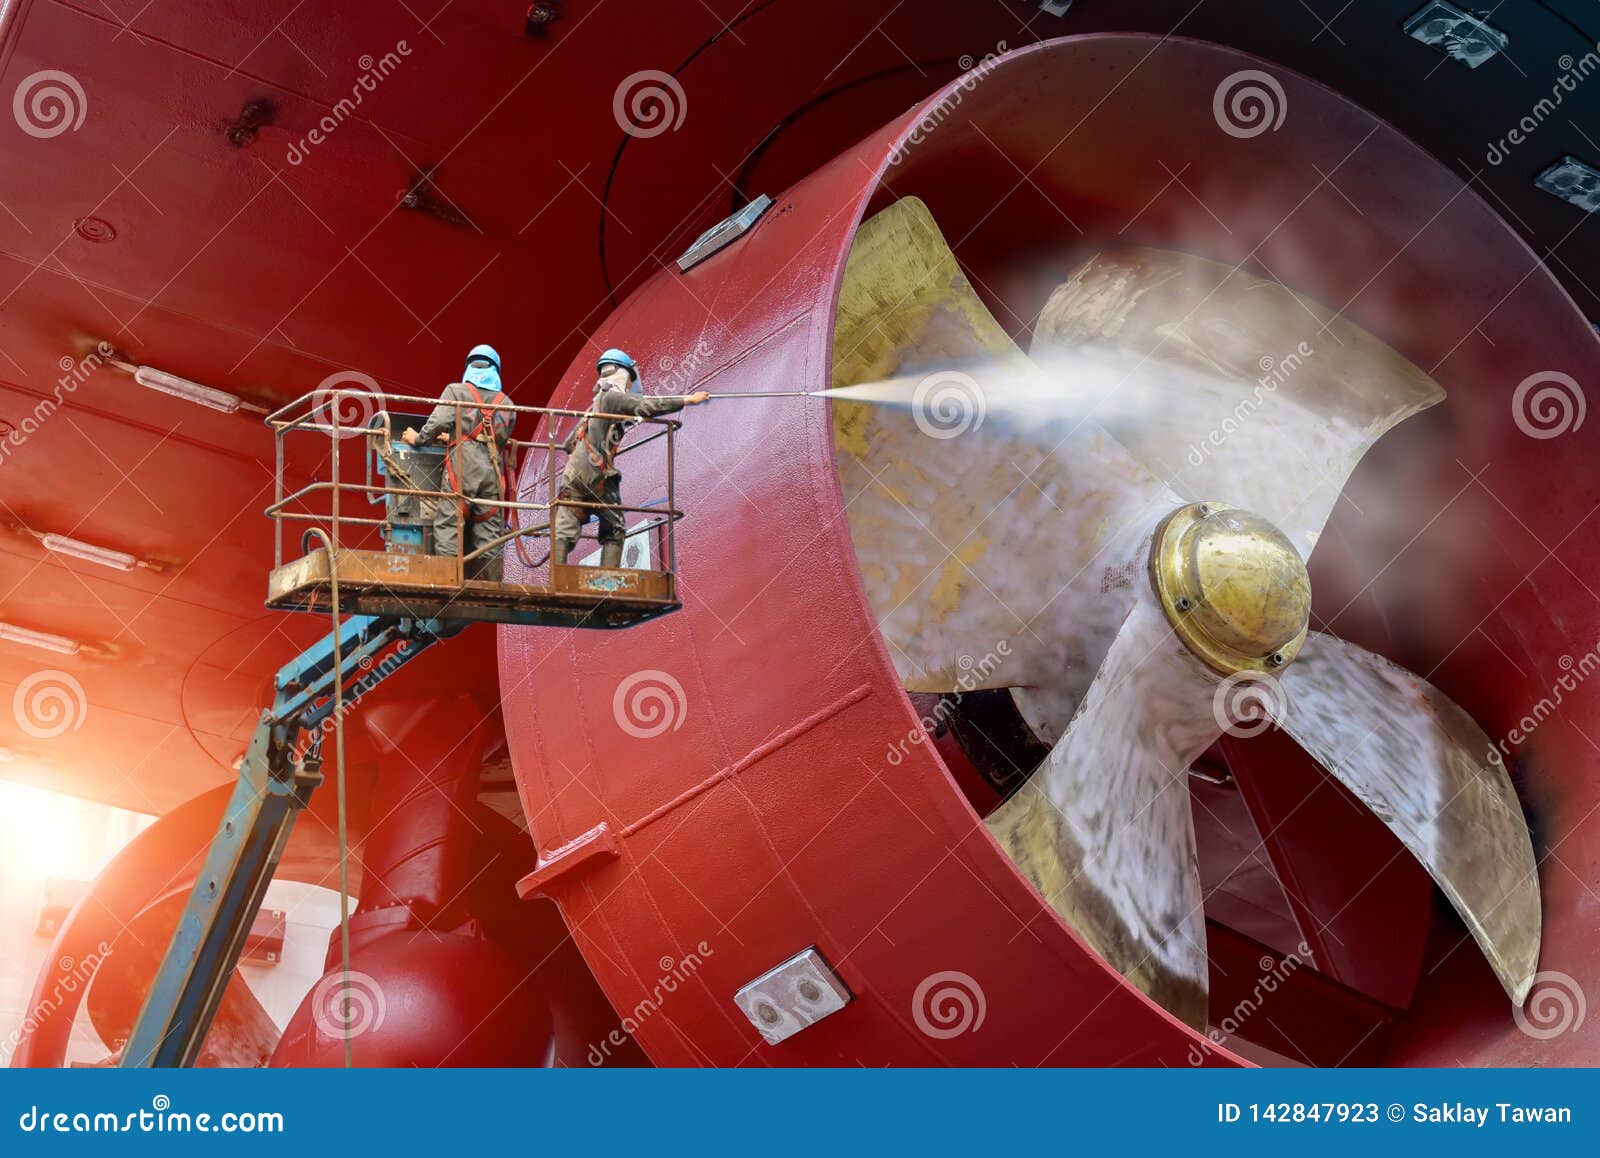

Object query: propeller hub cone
[1150,501,1310,675]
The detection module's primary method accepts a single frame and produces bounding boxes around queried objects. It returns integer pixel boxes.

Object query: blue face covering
[464,359,502,392]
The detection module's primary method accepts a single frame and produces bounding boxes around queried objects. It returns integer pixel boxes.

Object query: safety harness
[568,395,628,476]
[443,383,514,526]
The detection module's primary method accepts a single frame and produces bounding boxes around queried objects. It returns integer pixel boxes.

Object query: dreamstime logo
[1514,971,1586,1041]
[1,342,114,470]
[587,940,713,1066]
[612,669,687,739]
[1212,70,1287,139]
[886,641,1012,767]
[912,970,986,1039]
[912,370,985,439]
[307,370,382,439]
[1186,341,1314,466]
[13,70,87,139]
[1212,671,1286,738]
[1486,44,1600,165]
[3,940,112,1058]
[286,42,412,165]
[310,970,387,1040]
[12,670,87,740]
[319,641,413,735]
[653,338,714,395]
[1188,941,1312,1064]
[1511,370,1585,439]
[1494,644,1600,759]
[891,41,1009,164]
[613,70,686,139]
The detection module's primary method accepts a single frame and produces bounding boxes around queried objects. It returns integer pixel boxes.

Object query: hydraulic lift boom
[120,615,460,1068]
[122,387,689,1067]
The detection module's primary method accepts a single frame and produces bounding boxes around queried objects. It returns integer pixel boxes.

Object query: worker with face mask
[554,348,710,567]
[404,343,513,580]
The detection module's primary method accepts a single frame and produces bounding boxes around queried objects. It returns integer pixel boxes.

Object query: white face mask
[598,367,636,393]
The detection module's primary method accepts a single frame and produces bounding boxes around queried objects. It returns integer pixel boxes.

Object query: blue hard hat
[466,343,501,371]
[595,347,638,381]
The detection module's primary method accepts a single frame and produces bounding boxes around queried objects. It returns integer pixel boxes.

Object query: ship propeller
[830,197,1541,1029]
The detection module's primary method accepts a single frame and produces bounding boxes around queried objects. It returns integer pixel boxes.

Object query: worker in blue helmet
[553,347,711,567]
[403,344,514,580]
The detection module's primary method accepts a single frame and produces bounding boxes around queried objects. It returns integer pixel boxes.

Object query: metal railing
[264,387,683,582]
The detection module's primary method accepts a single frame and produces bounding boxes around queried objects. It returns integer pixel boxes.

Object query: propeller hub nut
[1150,501,1310,676]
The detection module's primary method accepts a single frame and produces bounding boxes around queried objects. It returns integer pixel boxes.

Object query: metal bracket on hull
[515,823,621,899]
[677,195,772,272]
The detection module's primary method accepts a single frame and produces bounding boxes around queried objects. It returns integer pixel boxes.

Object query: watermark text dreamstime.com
[0,344,114,469]
[286,42,412,165]
[1186,341,1313,467]
[315,643,416,737]
[1492,642,1600,759]
[652,339,715,396]
[890,43,1009,165]
[3,942,112,1062]
[587,942,713,1065]
[1487,44,1600,165]
[885,642,1012,766]
[1188,941,1312,1064]
[16,1095,283,1135]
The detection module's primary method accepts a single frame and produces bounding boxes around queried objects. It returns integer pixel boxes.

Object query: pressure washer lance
[704,390,820,398]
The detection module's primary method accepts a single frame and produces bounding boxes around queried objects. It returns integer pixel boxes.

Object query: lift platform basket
[263,388,685,629]
[267,547,678,628]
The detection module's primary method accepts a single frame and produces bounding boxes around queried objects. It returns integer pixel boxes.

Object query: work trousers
[435,440,505,580]
[553,474,626,559]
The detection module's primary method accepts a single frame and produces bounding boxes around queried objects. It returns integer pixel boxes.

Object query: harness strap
[445,384,511,526]
[572,415,613,473]
[572,391,633,474]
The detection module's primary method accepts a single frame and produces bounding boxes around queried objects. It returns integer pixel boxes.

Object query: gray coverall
[554,386,689,566]
[416,382,512,580]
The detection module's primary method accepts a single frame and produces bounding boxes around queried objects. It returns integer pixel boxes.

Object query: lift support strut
[120,614,462,1068]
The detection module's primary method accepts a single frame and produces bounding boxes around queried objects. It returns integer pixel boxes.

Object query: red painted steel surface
[0,0,1039,812]
[271,696,554,1067]
[354,697,492,925]
[270,930,552,1067]
[4,0,1599,1067]
[499,35,1600,1067]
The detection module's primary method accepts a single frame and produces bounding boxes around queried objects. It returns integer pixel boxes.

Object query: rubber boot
[553,540,573,566]
[600,540,624,568]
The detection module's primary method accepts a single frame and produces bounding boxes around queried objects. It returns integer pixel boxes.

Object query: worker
[403,343,513,581]
[554,347,710,567]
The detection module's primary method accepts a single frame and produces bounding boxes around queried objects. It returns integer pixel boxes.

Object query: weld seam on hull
[620,683,873,839]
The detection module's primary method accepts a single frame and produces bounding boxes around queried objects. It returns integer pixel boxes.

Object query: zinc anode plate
[733,947,852,1045]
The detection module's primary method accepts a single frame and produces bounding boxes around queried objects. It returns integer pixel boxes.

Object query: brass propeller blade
[830,204,1542,1029]
[1269,633,1541,1004]
[831,197,1177,713]
[1029,249,1445,559]
[986,586,1224,1029]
